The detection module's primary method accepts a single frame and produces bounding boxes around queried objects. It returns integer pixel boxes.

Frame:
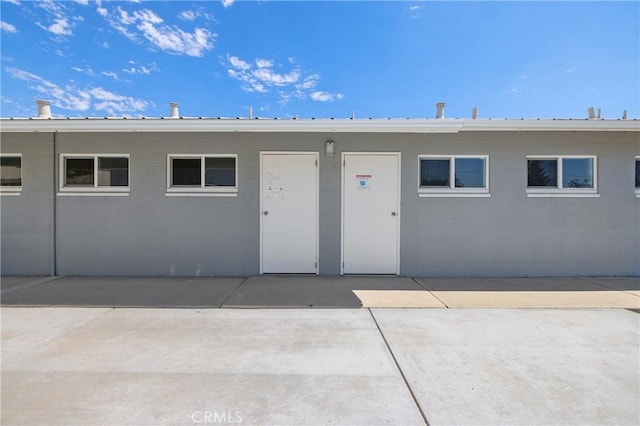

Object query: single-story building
[1,102,639,277]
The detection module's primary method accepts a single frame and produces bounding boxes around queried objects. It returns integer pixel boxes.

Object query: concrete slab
[372,309,640,425]
[1,308,423,425]
[353,290,446,308]
[577,276,640,291]
[223,275,422,308]
[1,276,244,307]
[433,290,640,308]
[416,277,618,291]
[0,276,58,293]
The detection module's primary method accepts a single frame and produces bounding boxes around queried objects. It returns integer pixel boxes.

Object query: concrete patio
[2,307,638,425]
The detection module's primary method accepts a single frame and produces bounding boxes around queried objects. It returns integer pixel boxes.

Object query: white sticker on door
[267,173,284,199]
[356,174,372,190]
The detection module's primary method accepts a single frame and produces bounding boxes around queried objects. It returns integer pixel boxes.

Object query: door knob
[391,212,397,216]
[263,211,269,216]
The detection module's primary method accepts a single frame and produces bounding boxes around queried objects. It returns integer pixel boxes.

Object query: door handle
[263,211,269,216]
[391,212,397,217]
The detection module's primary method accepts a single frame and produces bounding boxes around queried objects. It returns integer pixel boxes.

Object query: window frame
[59,153,130,195]
[418,155,490,197]
[166,154,238,197]
[635,156,640,198]
[526,155,598,198]
[0,153,23,195]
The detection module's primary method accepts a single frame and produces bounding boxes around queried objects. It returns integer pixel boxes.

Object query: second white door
[342,153,400,274]
[261,152,318,274]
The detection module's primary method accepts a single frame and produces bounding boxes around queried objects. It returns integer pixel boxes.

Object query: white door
[261,152,318,274]
[342,153,400,274]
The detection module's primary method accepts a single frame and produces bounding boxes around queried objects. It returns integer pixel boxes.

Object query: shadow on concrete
[222,275,422,308]
[1,276,244,308]
[416,277,640,292]
[2,275,638,309]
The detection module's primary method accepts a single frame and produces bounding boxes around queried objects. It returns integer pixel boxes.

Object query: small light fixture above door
[325,140,335,158]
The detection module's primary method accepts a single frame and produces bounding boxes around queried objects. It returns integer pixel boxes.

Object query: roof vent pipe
[436,102,445,119]
[587,107,596,120]
[169,102,179,118]
[622,110,627,120]
[248,106,253,119]
[36,99,51,119]
[471,107,478,120]
[597,108,601,120]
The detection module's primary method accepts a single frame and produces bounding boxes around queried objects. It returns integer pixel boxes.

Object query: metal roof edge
[0,118,638,133]
[459,119,640,132]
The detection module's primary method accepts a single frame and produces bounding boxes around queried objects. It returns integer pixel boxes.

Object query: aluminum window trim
[526,155,598,196]
[166,154,238,195]
[0,153,23,193]
[418,155,490,196]
[59,153,130,194]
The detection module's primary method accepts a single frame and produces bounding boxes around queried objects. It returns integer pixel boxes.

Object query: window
[636,156,640,198]
[167,154,237,196]
[60,154,129,194]
[526,156,597,197]
[419,155,489,197]
[0,154,22,194]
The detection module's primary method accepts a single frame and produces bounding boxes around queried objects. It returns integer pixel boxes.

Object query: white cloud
[409,6,423,11]
[0,21,17,33]
[71,66,95,76]
[296,74,319,90]
[251,68,300,86]
[46,17,72,36]
[310,91,344,102]
[3,0,21,5]
[178,8,215,23]
[221,0,234,8]
[122,61,157,75]
[256,58,274,68]
[228,55,251,70]
[101,71,120,80]
[74,0,89,5]
[5,66,150,115]
[97,7,108,17]
[225,54,344,104]
[101,6,215,57]
[180,11,197,21]
[35,0,83,37]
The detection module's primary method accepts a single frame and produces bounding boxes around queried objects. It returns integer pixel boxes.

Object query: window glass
[98,157,128,187]
[172,158,201,186]
[528,159,557,187]
[563,158,593,188]
[205,157,236,187]
[420,159,449,187]
[635,160,639,188]
[0,156,21,186]
[455,158,485,188]
[65,158,94,186]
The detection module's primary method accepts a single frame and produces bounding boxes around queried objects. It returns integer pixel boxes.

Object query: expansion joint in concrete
[411,277,449,308]
[368,308,430,426]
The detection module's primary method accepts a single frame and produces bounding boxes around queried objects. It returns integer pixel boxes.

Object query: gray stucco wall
[1,130,638,277]
[1,132,54,275]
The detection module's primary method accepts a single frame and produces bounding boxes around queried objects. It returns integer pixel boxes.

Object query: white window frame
[526,155,598,198]
[166,154,238,197]
[635,156,640,198]
[0,153,22,196]
[418,155,490,197]
[58,154,130,196]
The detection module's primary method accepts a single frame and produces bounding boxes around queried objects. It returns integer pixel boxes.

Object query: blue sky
[1,1,638,119]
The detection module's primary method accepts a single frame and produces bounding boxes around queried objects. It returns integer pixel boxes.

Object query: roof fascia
[0,118,638,133]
